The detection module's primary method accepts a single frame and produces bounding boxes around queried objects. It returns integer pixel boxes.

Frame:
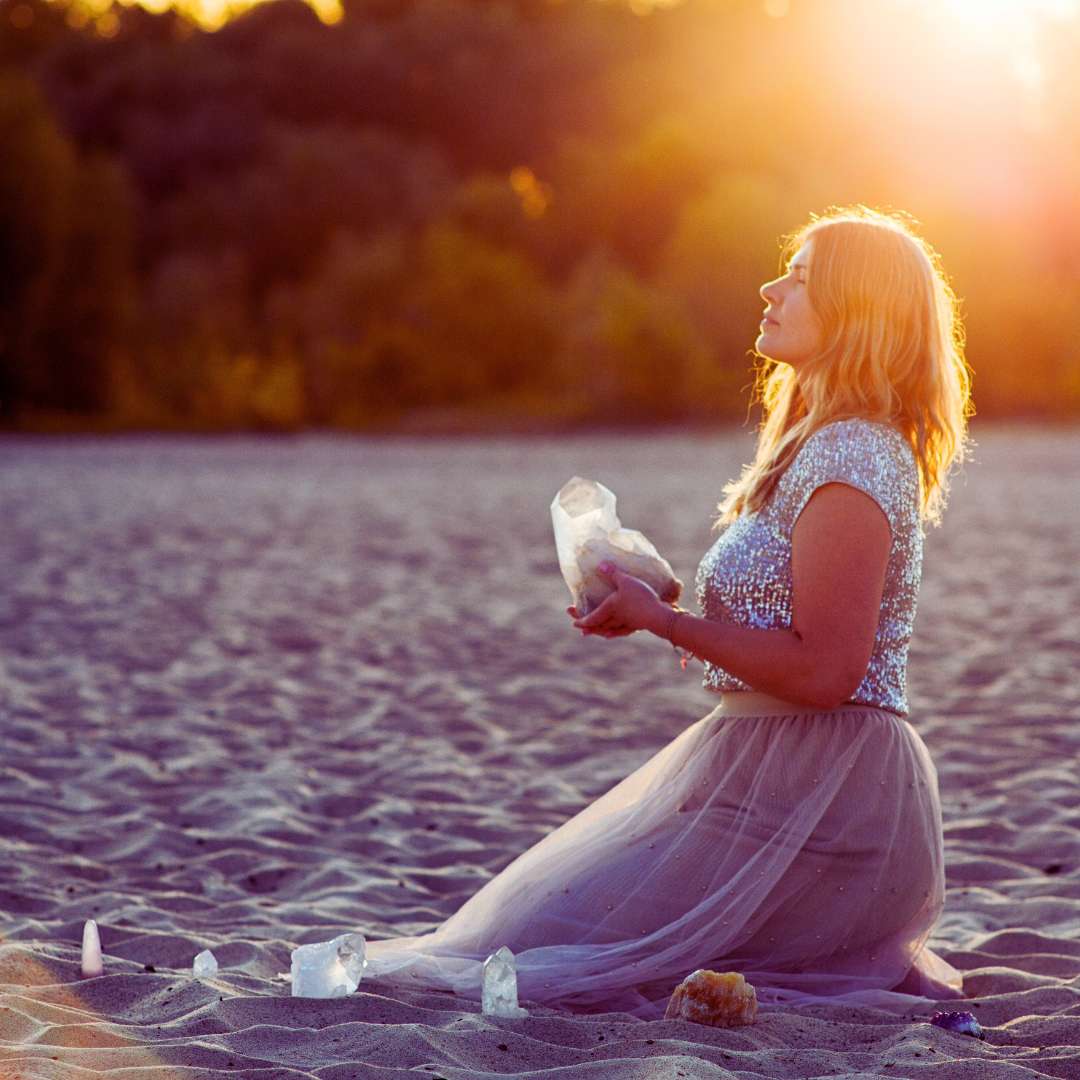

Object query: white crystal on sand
[290,933,367,998]
[193,949,218,976]
[81,919,103,977]
[482,945,528,1017]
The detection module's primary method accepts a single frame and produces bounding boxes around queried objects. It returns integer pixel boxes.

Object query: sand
[0,424,1077,1079]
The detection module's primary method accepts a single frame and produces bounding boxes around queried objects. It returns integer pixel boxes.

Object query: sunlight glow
[50,0,1080,35]
[919,0,1080,124]
[930,0,1078,53]
[938,0,1078,20]
[54,0,342,32]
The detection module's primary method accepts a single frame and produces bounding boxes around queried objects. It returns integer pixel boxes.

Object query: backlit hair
[712,204,974,531]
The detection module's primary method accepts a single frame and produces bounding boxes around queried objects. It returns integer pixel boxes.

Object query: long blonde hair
[712,204,974,532]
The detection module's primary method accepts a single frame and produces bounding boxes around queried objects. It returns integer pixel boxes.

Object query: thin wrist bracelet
[664,606,696,671]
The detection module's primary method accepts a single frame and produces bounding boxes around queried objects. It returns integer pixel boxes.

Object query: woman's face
[757,240,824,369]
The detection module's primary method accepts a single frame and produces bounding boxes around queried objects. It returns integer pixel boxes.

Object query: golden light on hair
[713,205,975,533]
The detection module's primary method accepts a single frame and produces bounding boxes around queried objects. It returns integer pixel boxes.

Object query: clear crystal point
[193,948,218,976]
[290,932,368,998]
[336,933,367,985]
[482,945,528,1017]
[81,919,103,977]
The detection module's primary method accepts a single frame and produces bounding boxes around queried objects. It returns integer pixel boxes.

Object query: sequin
[695,419,922,716]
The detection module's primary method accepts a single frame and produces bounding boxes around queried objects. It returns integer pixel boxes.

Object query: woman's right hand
[566,605,638,638]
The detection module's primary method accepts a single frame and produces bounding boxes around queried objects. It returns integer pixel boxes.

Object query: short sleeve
[777,420,914,542]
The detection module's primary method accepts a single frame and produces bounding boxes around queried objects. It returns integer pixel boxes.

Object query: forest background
[3,0,1078,433]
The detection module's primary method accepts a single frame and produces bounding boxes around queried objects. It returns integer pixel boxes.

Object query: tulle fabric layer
[361,692,966,1020]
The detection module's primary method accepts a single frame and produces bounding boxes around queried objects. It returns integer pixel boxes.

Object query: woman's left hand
[571,562,668,637]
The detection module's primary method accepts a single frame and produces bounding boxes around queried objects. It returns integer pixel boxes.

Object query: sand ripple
[0,428,1077,1078]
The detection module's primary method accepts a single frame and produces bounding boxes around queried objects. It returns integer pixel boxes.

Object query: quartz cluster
[551,476,681,616]
[289,933,368,998]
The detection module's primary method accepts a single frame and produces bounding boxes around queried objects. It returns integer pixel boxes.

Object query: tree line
[2,0,1078,430]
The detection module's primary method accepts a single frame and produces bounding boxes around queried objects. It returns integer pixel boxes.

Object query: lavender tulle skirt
[362,691,967,1019]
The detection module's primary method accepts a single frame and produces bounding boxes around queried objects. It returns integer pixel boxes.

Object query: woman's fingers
[582,624,634,638]
[568,604,632,637]
[575,599,615,629]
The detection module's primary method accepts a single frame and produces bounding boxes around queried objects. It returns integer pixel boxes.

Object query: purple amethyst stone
[929,1010,984,1039]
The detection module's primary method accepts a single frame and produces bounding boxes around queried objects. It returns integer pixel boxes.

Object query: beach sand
[0,425,1077,1078]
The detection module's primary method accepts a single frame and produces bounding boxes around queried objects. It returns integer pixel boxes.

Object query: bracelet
[664,606,696,671]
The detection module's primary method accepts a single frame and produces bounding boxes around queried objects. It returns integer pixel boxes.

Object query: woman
[362,204,973,1019]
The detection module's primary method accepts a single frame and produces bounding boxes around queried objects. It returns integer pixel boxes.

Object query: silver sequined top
[694,418,923,716]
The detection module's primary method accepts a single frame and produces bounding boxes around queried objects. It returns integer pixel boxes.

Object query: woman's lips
[760,318,779,327]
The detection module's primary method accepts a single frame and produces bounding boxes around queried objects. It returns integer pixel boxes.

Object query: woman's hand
[568,562,669,639]
[566,606,637,638]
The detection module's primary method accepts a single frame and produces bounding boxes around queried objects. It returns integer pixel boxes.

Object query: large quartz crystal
[481,945,529,1017]
[664,969,757,1027]
[289,933,368,998]
[551,476,682,616]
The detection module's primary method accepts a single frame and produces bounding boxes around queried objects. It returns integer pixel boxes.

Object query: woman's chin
[754,342,798,369]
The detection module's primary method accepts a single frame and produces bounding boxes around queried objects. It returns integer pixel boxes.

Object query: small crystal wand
[664,605,697,671]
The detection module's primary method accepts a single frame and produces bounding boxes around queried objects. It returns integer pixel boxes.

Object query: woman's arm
[650,482,892,708]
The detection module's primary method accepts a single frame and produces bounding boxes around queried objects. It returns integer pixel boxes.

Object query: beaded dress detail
[695,418,923,716]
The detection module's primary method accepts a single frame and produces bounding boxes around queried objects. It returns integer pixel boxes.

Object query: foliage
[0,70,133,417]
[1,0,1078,429]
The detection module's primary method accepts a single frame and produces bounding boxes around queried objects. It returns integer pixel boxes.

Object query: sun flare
[931,0,1078,44]
[922,0,1079,100]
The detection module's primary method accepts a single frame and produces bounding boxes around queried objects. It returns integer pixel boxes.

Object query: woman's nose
[760,278,780,303]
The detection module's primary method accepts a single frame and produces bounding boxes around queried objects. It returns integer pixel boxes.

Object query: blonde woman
[363,205,973,1020]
